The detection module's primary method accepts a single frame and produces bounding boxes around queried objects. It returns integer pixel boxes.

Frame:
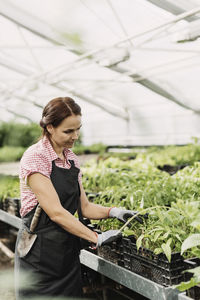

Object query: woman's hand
[91,230,122,249]
[97,230,122,246]
[109,207,145,224]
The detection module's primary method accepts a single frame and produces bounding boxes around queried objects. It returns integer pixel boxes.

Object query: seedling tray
[122,237,185,286]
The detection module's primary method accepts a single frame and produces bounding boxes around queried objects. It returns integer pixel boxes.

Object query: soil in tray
[97,245,119,264]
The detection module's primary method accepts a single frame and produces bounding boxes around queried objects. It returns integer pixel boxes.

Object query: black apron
[15,160,83,299]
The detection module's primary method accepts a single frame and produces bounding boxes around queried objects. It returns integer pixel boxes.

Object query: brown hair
[40,97,81,137]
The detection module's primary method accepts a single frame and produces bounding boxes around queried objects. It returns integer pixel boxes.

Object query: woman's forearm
[82,202,110,219]
[51,207,97,243]
[79,184,110,219]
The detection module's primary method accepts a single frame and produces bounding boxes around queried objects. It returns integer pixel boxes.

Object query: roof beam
[0,104,33,121]
[0,51,35,76]
[0,53,128,121]
[2,50,197,115]
[146,0,198,21]
[110,65,200,113]
[0,86,43,109]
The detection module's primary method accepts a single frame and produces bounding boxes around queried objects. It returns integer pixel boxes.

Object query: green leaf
[187,266,200,277]
[154,248,163,255]
[190,219,200,229]
[176,277,200,292]
[136,234,144,250]
[161,242,172,262]
[166,238,172,247]
[175,234,182,242]
[181,234,200,254]
[123,228,134,237]
[163,231,170,239]
[153,231,162,242]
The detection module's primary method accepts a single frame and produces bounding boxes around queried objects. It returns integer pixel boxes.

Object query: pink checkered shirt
[19,136,82,217]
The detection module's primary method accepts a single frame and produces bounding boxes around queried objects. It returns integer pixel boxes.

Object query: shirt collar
[42,136,70,161]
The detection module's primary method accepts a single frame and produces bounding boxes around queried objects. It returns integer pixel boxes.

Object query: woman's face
[47,114,82,150]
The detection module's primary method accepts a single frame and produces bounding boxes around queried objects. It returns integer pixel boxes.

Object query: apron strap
[68,160,85,224]
[77,182,85,224]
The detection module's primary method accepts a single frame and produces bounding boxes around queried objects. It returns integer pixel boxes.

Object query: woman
[15,97,141,299]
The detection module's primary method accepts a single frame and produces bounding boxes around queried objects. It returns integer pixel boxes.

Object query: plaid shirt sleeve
[20,151,51,184]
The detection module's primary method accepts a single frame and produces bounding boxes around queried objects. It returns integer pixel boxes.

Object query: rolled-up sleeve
[20,151,51,185]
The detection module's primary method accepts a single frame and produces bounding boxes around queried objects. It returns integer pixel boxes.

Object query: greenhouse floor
[0,162,20,176]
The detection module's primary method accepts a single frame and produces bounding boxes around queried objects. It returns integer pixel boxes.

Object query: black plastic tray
[122,237,185,286]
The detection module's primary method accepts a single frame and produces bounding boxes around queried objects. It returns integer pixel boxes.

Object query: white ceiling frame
[0,0,78,50]
[0,52,43,109]
[14,5,200,84]
[0,85,43,109]
[0,103,33,122]
[0,3,129,120]
[0,51,36,76]
[147,0,200,42]
[0,52,129,121]
[1,1,200,114]
[1,0,199,80]
[146,0,199,21]
[20,5,200,79]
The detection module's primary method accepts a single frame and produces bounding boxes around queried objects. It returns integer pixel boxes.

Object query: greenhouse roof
[0,0,200,145]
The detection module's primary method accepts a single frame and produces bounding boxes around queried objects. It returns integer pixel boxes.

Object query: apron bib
[15,160,83,299]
